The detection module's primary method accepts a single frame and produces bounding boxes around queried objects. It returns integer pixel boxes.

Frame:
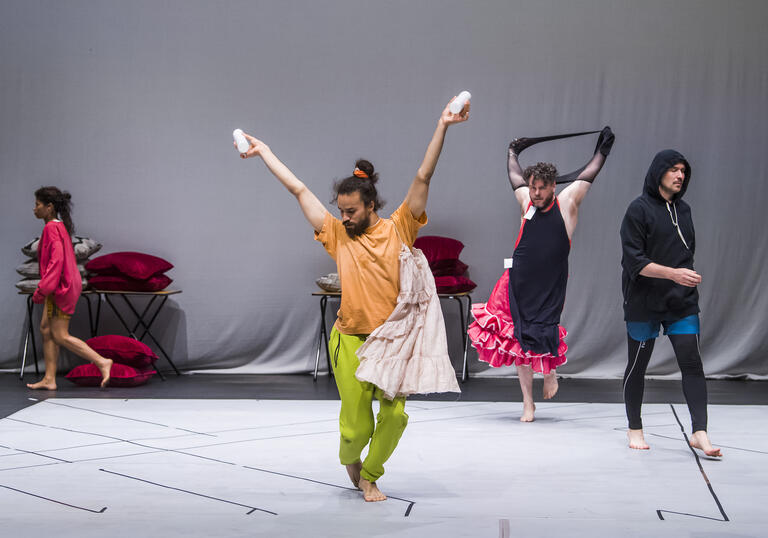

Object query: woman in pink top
[26,187,112,390]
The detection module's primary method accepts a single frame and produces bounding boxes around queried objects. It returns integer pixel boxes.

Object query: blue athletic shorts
[626,314,700,342]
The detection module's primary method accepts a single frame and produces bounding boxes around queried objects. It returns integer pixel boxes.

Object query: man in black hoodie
[620,149,720,456]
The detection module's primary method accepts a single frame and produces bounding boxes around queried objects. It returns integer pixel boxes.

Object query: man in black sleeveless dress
[469,128,614,422]
[509,159,595,421]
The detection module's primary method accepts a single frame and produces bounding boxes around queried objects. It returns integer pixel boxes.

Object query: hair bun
[354,159,378,184]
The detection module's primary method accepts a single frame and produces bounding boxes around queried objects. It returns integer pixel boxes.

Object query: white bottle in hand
[233,129,250,154]
[449,91,471,114]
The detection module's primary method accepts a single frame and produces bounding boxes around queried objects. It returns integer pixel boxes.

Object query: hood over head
[643,149,691,202]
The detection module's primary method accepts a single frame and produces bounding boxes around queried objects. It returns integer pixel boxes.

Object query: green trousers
[329,327,408,483]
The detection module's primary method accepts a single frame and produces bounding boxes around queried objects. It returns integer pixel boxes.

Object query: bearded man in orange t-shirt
[238,97,469,502]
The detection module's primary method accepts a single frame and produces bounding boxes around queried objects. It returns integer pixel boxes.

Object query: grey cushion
[16,259,88,279]
[22,235,102,262]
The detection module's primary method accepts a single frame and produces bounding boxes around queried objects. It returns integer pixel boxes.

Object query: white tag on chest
[504,258,514,269]
[524,206,537,220]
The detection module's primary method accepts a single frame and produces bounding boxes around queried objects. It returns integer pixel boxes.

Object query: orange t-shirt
[315,201,427,335]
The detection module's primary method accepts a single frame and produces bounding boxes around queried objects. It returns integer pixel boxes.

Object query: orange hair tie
[353,168,369,179]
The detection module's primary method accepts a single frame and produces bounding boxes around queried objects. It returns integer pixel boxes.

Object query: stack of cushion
[66,335,158,387]
[15,236,101,292]
[85,252,173,292]
[413,236,477,294]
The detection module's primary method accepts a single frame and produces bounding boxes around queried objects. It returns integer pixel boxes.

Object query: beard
[532,192,555,208]
[344,214,371,238]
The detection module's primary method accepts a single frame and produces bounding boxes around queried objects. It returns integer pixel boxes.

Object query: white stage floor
[0,399,765,537]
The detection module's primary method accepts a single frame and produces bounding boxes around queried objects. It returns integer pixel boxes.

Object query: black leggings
[622,333,708,432]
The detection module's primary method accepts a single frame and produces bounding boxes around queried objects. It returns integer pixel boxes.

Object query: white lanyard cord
[666,201,689,250]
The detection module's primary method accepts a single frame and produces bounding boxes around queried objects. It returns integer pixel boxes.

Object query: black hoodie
[620,149,699,321]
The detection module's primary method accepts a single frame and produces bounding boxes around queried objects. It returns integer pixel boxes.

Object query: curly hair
[523,162,558,186]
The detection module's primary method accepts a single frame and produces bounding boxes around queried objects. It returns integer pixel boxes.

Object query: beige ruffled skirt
[355,244,461,400]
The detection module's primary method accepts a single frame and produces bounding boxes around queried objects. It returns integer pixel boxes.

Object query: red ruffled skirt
[468,270,567,374]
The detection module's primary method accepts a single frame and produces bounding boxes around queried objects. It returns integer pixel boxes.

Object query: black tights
[622,333,708,433]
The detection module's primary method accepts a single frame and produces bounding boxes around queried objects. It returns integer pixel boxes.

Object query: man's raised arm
[559,126,615,210]
[404,98,470,219]
[507,140,532,213]
[239,133,327,232]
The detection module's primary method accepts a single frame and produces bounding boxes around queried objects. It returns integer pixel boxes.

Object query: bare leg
[27,313,59,390]
[542,371,559,399]
[358,478,387,502]
[689,430,722,457]
[50,317,112,387]
[346,462,362,489]
[517,364,535,422]
[627,428,650,450]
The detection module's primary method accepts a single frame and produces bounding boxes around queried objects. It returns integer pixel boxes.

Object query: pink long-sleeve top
[32,220,82,314]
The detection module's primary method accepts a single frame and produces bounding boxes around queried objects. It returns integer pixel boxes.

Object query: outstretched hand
[509,137,533,155]
[235,132,270,159]
[440,97,470,126]
[595,126,615,157]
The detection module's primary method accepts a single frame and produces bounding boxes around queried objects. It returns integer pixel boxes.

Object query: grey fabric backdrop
[1,0,766,378]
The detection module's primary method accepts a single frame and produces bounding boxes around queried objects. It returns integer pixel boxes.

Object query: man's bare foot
[346,462,362,489]
[95,358,113,388]
[543,373,559,399]
[690,430,722,457]
[358,478,386,502]
[627,429,650,450]
[520,401,536,422]
[26,379,57,390]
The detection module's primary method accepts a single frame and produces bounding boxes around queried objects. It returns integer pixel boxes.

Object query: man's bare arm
[239,133,327,232]
[404,97,470,219]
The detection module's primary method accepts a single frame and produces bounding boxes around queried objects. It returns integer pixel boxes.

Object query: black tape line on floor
[655,404,729,522]
[649,433,768,455]
[409,403,594,425]
[0,440,121,459]
[0,443,72,464]
[4,422,415,518]
[0,483,107,513]
[0,461,65,472]
[4,419,337,472]
[242,466,416,517]
[557,410,669,423]
[42,401,216,436]
[207,417,338,434]
[7,416,333,466]
[656,509,727,522]
[99,468,277,515]
[403,502,415,517]
[7,417,236,466]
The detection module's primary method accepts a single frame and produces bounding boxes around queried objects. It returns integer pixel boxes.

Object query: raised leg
[49,317,113,388]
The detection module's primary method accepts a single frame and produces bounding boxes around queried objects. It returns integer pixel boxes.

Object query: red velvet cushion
[85,252,173,280]
[434,275,477,294]
[429,258,469,277]
[88,274,172,292]
[65,363,156,387]
[413,236,464,264]
[86,335,158,367]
